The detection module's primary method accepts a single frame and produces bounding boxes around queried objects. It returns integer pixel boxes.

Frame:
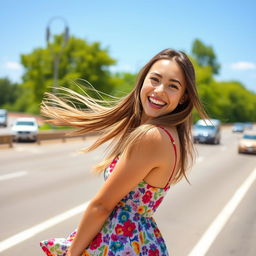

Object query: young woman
[40,49,207,256]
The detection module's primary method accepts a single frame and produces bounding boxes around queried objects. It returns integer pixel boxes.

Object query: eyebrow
[150,72,182,87]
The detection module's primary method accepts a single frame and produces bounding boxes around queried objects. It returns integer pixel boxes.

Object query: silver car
[11,117,38,142]
[193,119,221,145]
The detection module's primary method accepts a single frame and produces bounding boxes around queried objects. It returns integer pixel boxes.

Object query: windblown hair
[41,49,208,184]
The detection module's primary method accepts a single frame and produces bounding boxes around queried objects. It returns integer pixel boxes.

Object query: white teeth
[149,97,166,106]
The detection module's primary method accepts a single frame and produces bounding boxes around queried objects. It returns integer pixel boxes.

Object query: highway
[0,128,255,256]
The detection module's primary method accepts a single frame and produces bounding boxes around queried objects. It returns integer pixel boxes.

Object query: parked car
[238,131,256,154]
[193,119,221,144]
[0,109,8,127]
[232,123,244,133]
[11,117,38,142]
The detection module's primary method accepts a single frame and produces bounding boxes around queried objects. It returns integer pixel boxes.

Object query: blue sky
[1,0,255,92]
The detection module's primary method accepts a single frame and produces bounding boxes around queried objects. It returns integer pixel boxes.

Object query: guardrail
[37,130,87,144]
[0,135,13,148]
[0,130,96,149]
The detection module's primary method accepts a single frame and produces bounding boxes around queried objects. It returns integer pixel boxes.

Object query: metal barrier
[37,131,87,144]
[0,130,90,148]
[0,135,13,148]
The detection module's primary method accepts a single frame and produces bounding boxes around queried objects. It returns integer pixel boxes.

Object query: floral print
[40,156,171,255]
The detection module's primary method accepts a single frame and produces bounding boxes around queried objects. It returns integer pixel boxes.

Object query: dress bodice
[104,156,170,218]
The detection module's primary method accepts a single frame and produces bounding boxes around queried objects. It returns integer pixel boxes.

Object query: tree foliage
[190,52,256,122]
[109,72,137,97]
[0,78,20,108]
[1,35,255,123]
[192,39,220,74]
[20,35,116,110]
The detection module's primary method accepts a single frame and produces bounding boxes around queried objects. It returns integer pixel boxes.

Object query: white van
[11,117,38,142]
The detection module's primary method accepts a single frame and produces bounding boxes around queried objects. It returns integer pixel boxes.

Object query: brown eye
[150,77,159,82]
[169,84,178,89]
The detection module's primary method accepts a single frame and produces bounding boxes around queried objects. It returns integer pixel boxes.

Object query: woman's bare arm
[67,127,174,256]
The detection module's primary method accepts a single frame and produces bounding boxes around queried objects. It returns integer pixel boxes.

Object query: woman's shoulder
[135,125,178,156]
[144,125,178,143]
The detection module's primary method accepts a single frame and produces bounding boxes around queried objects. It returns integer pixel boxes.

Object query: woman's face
[140,59,186,123]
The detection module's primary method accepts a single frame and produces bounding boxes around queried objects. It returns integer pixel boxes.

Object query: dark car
[193,119,221,144]
[232,123,244,133]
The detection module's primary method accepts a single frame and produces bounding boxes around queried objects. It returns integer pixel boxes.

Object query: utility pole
[46,17,69,93]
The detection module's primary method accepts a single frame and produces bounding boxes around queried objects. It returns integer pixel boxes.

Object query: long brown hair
[41,49,208,184]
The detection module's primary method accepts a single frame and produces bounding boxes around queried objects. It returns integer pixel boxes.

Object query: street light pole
[46,17,69,93]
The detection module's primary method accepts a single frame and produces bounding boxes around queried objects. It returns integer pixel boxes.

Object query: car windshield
[243,134,256,140]
[195,125,216,130]
[16,121,35,126]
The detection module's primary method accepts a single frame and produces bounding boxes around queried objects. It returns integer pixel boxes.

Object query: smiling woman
[140,59,186,123]
[39,48,208,256]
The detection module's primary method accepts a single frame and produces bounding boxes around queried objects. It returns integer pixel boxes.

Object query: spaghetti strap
[157,126,177,188]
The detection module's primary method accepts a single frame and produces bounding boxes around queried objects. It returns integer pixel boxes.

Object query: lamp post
[46,17,69,93]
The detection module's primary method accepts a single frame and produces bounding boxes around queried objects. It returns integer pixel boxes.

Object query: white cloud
[4,61,22,71]
[0,60,24,82]
[230,61,256,70]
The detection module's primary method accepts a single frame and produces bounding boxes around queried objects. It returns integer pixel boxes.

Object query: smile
[148,96,167,108]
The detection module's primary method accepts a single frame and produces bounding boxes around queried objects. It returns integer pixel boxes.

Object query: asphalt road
[0,128,255,256]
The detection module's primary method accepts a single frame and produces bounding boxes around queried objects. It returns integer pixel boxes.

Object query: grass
[39,123,73,131]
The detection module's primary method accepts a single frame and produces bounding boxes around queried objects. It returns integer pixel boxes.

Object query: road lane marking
[196,156,204,163]
[0,171,28,181]
[14,146,42,154]
[188,167,256,256]
[0,201,89,252]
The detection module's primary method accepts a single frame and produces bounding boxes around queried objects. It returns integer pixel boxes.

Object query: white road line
[0,171,28,181]
[196,156,204,163]
[14,147,42,154]
[0,201,89,252]
[188,167,256,256]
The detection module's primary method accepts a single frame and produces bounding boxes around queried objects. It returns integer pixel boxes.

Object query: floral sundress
[40,126,177,256]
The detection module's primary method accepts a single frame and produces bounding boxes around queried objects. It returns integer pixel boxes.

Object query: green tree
[109,72,137,97]
[0,78,20,108]
[192,39,220,74]
[20,35,116,113]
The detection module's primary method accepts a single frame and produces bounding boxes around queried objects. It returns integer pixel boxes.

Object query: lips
[148,96,167,109]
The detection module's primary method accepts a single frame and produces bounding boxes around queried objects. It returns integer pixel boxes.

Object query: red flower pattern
[89,233,102,250]
[122,220,136,237]
[153,197,163,210]
[148,248,160,256]
[142,190,153,203]
[115,224,124,235]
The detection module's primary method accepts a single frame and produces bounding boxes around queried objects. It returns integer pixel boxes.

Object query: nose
[154,83,165,94]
